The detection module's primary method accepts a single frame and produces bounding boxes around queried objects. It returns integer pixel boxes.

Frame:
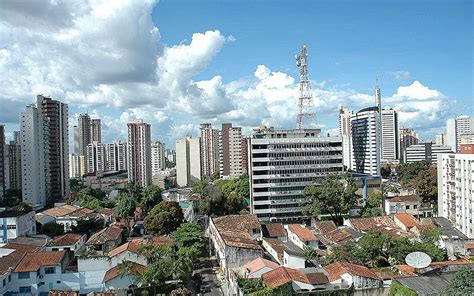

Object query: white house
[45,233,87,256]
[261,266,331,292]
[286,224,319,250]
[261,238,306,269]
[0,210,36,243]
[324,261,383,290]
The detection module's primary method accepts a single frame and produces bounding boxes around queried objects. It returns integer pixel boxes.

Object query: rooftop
[313,220,337,234]
[324,261,382,282]
[387,194,421,203]
[288,224,318,242]
[47,233,83,247]
[0,210,33,218]
[394,213,420,229]
[86,227,122,246]
[262,223,286,238]
[48,291,80,296]
[241,257,280,274]
[212,214,261,250]
[103,261,145,282]
[40,205,80,218]
[14,251,66,272]
[395,274,454,295]
[9,235,49,247]
[348,216,408,238]
[262,266,328,288]
[108,236,172,257]
[0,243,40,276]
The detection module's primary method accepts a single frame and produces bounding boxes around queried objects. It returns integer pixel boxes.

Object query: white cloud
[387,70,411,79]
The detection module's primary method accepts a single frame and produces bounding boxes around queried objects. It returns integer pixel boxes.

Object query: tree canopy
[397,161,430,187]
[40,222,64,237]
[170,222,205,261]
[114,192,136,219]
[140,185,163,212]
[447,266,474,296]
[412,166,437,204]
[144,201,184,235]
[70,218,104,237]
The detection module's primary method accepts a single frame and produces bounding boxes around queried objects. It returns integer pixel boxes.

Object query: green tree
[362,207,383,217]
[2,189,21,207]
[127,182,143,201]
[141,185,162,212]
[144,201,184,235]
[14,202,32,212]
[420,227,441,244]
[117,260,137,296]
[381,164,391,179]
[70,218,104,237]
[40,222,64,237]
[303,246,318,261]
[115,193,136,219]
[69,179,82,194]
[170,223,205,261]
[192,180,209,195]
[304,173,358,225]
[362,192,383,217]
[198,184,226,216]
[446,266,474,296]
[353,231,391,267]
[389,283,417,296]
[413,166,437,203]
[397,161,430,186]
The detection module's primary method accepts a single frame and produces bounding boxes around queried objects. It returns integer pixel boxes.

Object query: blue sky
[0,0,472,147]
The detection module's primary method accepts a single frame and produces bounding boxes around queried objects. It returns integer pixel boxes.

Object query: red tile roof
[0,243,40,276]
[103,261,146,282]
[49,291,80,296]
[108,236,172,257]
[14,251,66,272]
[263,239,286,261]
[313,220,337,234]
[324,261,382,282]
[325,229,352,244]
[262,223,286,238]
[47,234,83,247]
[97,208,116,217]
[464,243,474,249]
[348,216,409,238]
[394,213,419,229]
[242,258,280,274]
[262,266,328,288]
[288,224,318,242]
[388,195,421,203]
[212,214,262,250]
[41,205,79,218]
[86,227,122,246]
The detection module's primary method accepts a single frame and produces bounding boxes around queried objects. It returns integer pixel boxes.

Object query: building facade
[249,127,343,222]
[176,136,201,187]
[106,141,127,171]
[200,123,220,179]
[339,107,353,170]
[446,115,474,152]
[151,141,166,176]
[8,138,22,190]
[405,142,453,164]
[0,125,4,200]
[351,107,381,176]
[127,120,152,187]
[69,153,85,179]
[86,141,107,173]
[399,128,419,163]
[381,108,399,162]
[436,133,447,146]
[78,113,91,157]
[438,153,474,238]
[220,123,243,179]
[90,119,101,143]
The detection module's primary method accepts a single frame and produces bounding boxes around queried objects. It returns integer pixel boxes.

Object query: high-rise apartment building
[73,125,79,154]
[339,107,353,170]
[249,127,343,222]
[127,120,152,187]
[151,141,166,176]
[176,136,201,187]
[200,123,220,179]
[351,107,381,176]
[399,128,419,163]
[78,113,91,157]
[38,95,69,199]
[20,103,48,207]
[90,119,101,143]
[69,153,85,179]
[241,136,249,175]
[0,125,5,200]
[404,142,453,164]
[459,133,474,145]
[438,152,474,238]
[8,138,22,191]
[166,149,176,164]
[436,133,447,146]
[106,141,127,171]
[446,115,474,152]
[220,123,243,179]
[86,141,107,173]
[381,108,399,162]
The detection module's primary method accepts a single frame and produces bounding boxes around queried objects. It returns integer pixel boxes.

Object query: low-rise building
[261,239,306,269]
[384,194,422,216]
[261,223,287,241]
[85,227,123,255]
[324,261,383,290]
[262,266,330,293]
[286,224,319,249]
[45,233,87,256]
[0,210,36,243]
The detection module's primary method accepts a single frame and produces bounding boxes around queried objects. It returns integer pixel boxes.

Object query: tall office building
[8,138,22,191]
[351,107,381,176]
[405,142,453,164]
[249,127,343,222]
[38,95,69,199]
[90,119,101,143]
[176,136,201,187]
[220,123,243,179]
[381,108,399,162]
[20,103,48,207]
[0,125,5,200]
[339,107,353,170]
[86,141,107,173]
[200,123,220,179]
[166,149,176,164]
[446,115,474,152]
[436,133,447,146]
[241,136,249,175]
[78,113,91,157]
[106,141,127,171]
[69,153,86,179]
[127,120,152,187]
[438,151,474,238]
[151,141,166,176]
[399,128,419,163]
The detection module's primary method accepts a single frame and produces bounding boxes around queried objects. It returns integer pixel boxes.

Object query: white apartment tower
[151,141,166,176]
[176,137,201,187]
[86,141,107,173]
[351,107,381,176]
[249,127,343,222]
[127,120,152,187]
[438,152,474,238]
[436,133,447,146]
[200,123,220,179]
[339,107,353,170]
[69,154,86,179]
[220,123,243,179]
[106,141,127,171]
[446,115,474,152]
[381,108,399,162]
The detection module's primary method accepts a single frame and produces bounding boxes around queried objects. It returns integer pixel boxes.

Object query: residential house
[103,261,145,291]
[261,223,287,241]
[97,208,116,226]
[45,233,87,256]
[324,261,383,290]
[345,216,410,238]
[261,239,306,269]
[0,210,36,243]
[431,217,472,259]
[229,257,280,296]
[85,227,123,255]
[37,205,98,232]
[286,224,319,249]
[384,194,422,216]
[261,266,330,293]
[394,213,420,232]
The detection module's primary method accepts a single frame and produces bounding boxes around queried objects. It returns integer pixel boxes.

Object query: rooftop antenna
[375,77,381,113]
[296,45,315,129]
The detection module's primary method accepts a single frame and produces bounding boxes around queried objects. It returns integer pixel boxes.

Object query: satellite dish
[405,252,432,269]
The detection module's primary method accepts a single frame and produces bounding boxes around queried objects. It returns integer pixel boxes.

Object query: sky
[0,0,472,148]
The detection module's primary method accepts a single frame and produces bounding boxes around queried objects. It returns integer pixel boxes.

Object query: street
[193,257,223,296]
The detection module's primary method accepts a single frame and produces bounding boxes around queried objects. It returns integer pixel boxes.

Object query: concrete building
[446,115,474,152]
[86,141,107,173]
[399,128,419,163]
[381,108,399,162]
[176,136,201,187]
[73,125,79,154]
[77,113,91,157]
[200,123,220,179]
[459,133,474,145]
[436,133,447,146]
[339,107,353,170]
[165,149,176,163]
[90,119,101,143]
[106,141,127,171]
[8,138,22,191]
[69,153,85,179]
[220,123,243,179]
[127,120,152,187]
[438,152,474,238]
[0,210,36,243]
[0,125,4,200]
[249,126,343,222]
[241,136,250,175]
[405,142,453,164]
[351,107,381,176]
[151,141,166,176]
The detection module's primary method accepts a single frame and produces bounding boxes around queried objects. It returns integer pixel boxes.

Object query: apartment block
[176,136,201,187]
[381,108,399,162]
[200,123,220,179]
[151,141,166,176]
[339,107,353,170]
[446,115,474,152]
[127,120,152,187]
[0,125,4,200]
[69,153,86,179]
[8,138,22,190]
[78,113,91,157]
[220,123,243,179]
[86,141,107,173]
[106,141,127,171]
[249,127,343,222]
[405,142,453,164]
[351,107,380,176]
[91,119,101,142]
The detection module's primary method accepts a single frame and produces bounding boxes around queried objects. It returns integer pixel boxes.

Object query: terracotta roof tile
[348,216,409,238]
[394,213,419,229]
[103,261,145,282]
[324,261,382,282]
[14,251,66,272]
[262,266,328,288]
[212,214,261,250]
[263,239,286,261]
[69,207,97,218]
[262,223,286,238]
[313,221,337,234]
[41,205,79,218]
[0,243,40,276]
[97,208,116,217]
[288,224,318,242]
[325,229,352,244]
[49,291,80,296]
[387,195,421,203]
[242,257,280,273]
[464,243,474,249]
[108,236,172,257]
[86,227,122,246]
[47,234,83,247]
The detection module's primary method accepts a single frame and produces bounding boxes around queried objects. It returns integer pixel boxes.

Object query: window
[56,280,61,284]
[18,272,30,279]
[19,286,31,293]
[7,225,16,230]
[8,274,11,282]
[406,205,410,210]
[2,278,5,286]
[45,267,55,274]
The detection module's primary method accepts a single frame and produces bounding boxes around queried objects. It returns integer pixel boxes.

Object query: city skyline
[0,0,472,148]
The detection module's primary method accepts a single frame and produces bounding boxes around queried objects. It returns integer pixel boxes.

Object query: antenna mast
[296,45,315,129]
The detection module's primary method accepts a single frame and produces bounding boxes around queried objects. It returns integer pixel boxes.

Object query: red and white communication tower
[295,45,315,129]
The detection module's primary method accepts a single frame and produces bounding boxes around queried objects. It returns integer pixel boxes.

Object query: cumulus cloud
[387,70,411,80]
